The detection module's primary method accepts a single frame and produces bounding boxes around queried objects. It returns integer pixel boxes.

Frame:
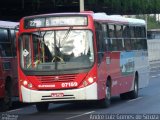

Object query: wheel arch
[106,75,112,86]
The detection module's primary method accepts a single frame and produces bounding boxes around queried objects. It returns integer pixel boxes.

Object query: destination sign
[24,16,88,29]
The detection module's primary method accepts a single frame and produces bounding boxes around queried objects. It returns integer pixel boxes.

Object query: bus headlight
[88,77,94,83]
[79,76,96,88]
[23,80,28,86]
[22,80,32,88]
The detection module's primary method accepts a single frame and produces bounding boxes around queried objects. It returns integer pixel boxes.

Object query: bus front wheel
[36,102,49,112]
[98,80,111,108]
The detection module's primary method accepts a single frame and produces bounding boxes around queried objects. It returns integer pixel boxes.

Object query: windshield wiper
[63,26,73,40]
[59,26,73,48]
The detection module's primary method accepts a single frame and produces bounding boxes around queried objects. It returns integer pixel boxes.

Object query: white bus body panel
[21,82,98,103]
[134,51,150,89]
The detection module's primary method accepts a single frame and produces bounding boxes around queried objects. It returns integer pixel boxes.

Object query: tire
[36,103,49,112]
[128,76,138,99]
[2,78,12,111]
[98,80,111,108]
[120,75,138,100]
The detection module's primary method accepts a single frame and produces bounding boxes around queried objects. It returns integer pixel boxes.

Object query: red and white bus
[17,12,149,112]
[0,21,19,110]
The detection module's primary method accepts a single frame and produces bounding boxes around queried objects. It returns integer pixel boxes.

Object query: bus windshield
[19,29,94,71]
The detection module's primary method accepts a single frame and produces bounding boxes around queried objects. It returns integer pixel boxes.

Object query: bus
[0,21,19,110]
[17,12,149,112]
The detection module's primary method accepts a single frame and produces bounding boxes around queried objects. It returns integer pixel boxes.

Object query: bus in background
[0,21,19,110]
[147,29,160,62]
[17,12,149,112]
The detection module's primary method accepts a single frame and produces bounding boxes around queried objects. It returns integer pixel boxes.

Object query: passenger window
[124,39,131,51]
[123,26,130,38]
[0,29,9,42]
[108,24,115,38]
[130,26,135,38]
[0,43,12,57]
[109,39,118,51]
[116,25,123,37]
[0,29,12,57]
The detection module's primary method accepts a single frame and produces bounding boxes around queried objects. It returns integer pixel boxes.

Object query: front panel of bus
[17,14,99,102]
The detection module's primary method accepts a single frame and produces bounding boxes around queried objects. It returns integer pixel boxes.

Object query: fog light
[28,83,33,88]
[83,81,88,86]
[23,80,28,86]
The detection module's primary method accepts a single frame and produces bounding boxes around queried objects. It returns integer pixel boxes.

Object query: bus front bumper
[21,82,98,103]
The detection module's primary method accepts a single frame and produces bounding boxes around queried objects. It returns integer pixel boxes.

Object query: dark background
[1,0,160,21]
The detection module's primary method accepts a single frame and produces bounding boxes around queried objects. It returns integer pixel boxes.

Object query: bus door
[95,23,108,98]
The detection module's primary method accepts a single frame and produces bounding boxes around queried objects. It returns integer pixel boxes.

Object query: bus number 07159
[61,82,78,88]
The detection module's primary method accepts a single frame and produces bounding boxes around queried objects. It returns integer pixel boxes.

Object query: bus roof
[0,21,19,28]
[93,13,146,25]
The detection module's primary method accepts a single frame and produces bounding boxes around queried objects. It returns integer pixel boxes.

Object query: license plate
[51,93,64,97]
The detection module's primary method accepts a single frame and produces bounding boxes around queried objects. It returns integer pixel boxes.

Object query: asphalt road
[1,69,160,120]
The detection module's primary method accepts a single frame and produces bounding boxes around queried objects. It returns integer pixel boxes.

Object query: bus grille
[37,74,77,83]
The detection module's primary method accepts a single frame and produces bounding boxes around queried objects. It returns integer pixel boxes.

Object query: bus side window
[10,29,17,57]
[130,26,135,38]
[124,39,132,51]
[123,26,132,51]
[136,39,143,50]
[0,45,6,57]
[95,22,106,63]
[102,24,109,51]
[109,39,119,51]
[96,30,105,63]
[123,26,130,38]
[108,24,115,38]
[116,25,123,38]
[115,25,124,51]
[0,29,12,57]
[108,24,118,51]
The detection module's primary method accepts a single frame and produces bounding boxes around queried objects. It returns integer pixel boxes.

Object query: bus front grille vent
[37,74,77,83]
